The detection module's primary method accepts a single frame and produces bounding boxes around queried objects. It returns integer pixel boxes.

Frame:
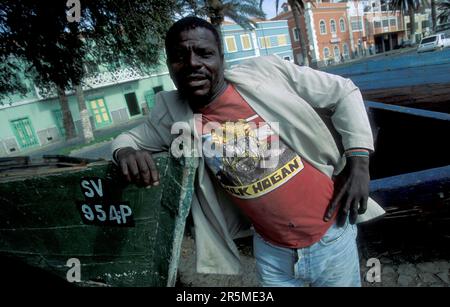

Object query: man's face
[167,27,224,105]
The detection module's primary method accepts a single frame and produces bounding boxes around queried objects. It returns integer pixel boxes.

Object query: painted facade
[0,67,174,156]
[273,0,411,67]
[1,19,294,156]
[221,20,294,66]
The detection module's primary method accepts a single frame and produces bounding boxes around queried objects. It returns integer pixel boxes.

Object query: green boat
[0,154,197,287]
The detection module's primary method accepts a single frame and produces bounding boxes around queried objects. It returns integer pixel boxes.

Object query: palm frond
[437,0,450,23]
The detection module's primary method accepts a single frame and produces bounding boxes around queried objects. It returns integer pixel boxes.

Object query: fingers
[128,158,140,183]
[359,196,368,214]
[324,182,347,221]
[136,154,150,186]
[349,198,359,225]
[337,195,351,227]
[117,149,160,187]
[120,158,131,183]
[144,153,160,186]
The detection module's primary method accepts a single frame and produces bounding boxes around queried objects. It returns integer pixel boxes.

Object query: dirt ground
[177,218,450,287]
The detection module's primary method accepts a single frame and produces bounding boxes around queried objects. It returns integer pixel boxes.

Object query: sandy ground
[178,218,450,287]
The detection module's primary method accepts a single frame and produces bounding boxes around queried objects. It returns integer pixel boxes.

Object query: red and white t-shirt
[196,84,337,248]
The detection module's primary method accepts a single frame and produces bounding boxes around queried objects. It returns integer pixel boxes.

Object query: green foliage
[83,0,177,75]
[180,0,266,29]
[0,0,178,99]
[389,0,424,12]
[438,0,450,23]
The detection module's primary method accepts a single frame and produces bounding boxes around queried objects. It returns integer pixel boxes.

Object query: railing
[36,68,145,99]
[83,67,143,88]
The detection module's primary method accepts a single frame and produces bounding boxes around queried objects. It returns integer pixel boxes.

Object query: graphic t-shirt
[196,85,337,248]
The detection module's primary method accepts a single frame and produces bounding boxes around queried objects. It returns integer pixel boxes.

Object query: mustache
[184,72,210,80]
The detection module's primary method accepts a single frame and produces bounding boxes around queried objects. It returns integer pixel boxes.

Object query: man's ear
[166,59,175,83]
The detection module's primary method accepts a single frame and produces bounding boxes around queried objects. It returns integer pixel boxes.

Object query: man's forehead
[177,27,217,45]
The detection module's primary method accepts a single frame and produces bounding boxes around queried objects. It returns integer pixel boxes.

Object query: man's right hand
[116,147,160,187]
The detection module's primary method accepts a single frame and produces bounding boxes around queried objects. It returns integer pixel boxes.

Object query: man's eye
[172,53,185,61]
[198,50,213,57]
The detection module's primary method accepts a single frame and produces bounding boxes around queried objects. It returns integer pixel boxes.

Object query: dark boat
[367,101,450,224]
[323,48,450,113]
[0,101,448,286]
[0,154,196,287]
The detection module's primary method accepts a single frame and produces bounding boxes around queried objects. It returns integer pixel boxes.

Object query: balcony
[36,68,145,100]
[83,67,143,89]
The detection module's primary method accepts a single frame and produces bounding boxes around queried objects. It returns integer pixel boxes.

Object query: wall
[0,72,174,156]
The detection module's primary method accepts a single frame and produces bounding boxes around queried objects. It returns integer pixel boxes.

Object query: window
[323,47,330,59]
[339,18,346,32]
[124,92,141,117]
[343,43,349,59]
[351,20,363,31]
[277,35,288,46]
[240,34,252,50]
[225,36,237,52]
[382,19,389,27]
[89,98,112,128]
[334,45,340,62]
[330,19,337,34]
[259,36,272,48]
[374,21,382,28]
[422,20,429,29]
[320,20,327,35]
[10,117,39,149]
[390,18,397,27]
[293,28,300,41]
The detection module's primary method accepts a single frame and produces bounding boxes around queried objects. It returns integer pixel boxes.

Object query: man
[112,17,384,287]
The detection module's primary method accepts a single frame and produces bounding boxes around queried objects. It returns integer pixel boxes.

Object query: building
[0,19,294,156]
[0,65,175,156]
[404,8,432,42]
[273,1,411,66]
[273,1,358,66]
[221,19,294,66]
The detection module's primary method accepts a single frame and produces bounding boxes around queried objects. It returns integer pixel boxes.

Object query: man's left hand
[324,156,370,226]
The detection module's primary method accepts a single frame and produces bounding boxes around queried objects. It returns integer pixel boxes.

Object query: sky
[261,0,280,20]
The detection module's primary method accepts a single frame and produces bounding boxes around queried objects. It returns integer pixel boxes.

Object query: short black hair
[165,16,223,60]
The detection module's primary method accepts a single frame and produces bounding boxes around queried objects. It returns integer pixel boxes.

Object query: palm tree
[437,0,450,24]
[260,0,310,66]
[75,84,94,143]
[389,0,423,43]
[181,0,266,33]
[431,0,437,31]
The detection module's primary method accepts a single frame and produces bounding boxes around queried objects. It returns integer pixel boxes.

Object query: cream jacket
[112,55,385,274]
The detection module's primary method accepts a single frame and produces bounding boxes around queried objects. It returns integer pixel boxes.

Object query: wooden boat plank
[0,154,197,286]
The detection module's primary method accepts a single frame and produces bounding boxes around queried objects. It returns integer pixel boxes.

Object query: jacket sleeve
[275,56,374,152]
[111,93,173,162]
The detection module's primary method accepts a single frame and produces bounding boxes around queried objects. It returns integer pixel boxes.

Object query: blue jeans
[253,219,361,287]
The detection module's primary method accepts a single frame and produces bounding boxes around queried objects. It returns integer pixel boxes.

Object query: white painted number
[94,205,107,221]
[109,206,122,224]
[81,204,95,221]
[66,258,81,283]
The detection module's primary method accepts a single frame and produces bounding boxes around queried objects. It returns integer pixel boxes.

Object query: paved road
[70,141,113,160]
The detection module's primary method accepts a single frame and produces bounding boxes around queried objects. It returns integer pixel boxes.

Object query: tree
[437,0,450,23]
[181,0,266,33]
[431,0,437,31]
[260,0,310,66]
[389,0,423,43]
[1,0,177,143]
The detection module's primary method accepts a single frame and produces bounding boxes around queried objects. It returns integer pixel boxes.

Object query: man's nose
[187,51,201,68]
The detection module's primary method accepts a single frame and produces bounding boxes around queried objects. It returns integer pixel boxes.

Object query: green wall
[0,72,175,155]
